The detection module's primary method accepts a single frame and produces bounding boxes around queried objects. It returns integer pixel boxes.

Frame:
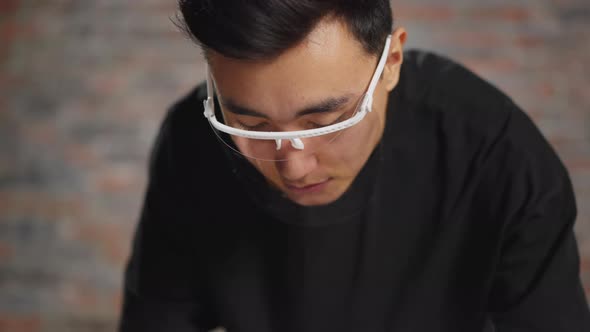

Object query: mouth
[284,178,332,195]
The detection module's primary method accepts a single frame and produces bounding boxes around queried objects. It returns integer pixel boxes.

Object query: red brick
[103,236,130,266]
[0,72,25,91]
[448,31,504,48]
[0,45,9,66]
[62,282,101,311]
[72,222,131,265]
[397,5,455,21]
[0,315,41,332]
[514,35,545,49]
[89,72,127,95]
[63,143,101,168]
[24,122,58,145]
[0,20,34,41]
[469,6,531,22]
[0,191,21,217]
[95,168,143,194]
[111,291,123,313]
[460,57,519,75]
[0,191,85,221]
[565,159,590,172]
[546,135,572,152]
[0,242,14,260]
[535,82,556,98]
[0,0,20,14]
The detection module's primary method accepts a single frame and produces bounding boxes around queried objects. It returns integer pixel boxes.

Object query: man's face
[208,18,405,206]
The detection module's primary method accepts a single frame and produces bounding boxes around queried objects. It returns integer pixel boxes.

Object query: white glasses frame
[203,35,392,151]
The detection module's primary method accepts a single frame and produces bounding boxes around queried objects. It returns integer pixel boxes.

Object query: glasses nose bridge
[274,138,305,151]
[272,138,316,162]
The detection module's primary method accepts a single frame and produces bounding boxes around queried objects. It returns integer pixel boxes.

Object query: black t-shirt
[119,50,590,332]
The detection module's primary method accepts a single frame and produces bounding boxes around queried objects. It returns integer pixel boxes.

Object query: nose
[275,148,318,182]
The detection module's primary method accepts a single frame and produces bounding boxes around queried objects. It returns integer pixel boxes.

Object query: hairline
[202,14,384,64]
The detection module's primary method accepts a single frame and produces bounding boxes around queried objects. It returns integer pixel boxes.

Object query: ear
[382,27,407,91]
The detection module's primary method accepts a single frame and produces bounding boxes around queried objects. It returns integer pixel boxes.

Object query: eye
[236,121,268,131]
[307,111,349,129]
[307,121,331,129]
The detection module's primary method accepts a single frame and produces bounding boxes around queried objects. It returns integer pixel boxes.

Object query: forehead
[207,18,376,119]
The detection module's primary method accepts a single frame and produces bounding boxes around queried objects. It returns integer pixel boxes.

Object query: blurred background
[0,0,588,331]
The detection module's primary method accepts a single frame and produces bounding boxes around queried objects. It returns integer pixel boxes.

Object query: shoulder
[406,51,566,175]
[397,50,570,210]
[393,50,518,172]
[149,81,218,174]
[158,81,208,147]
[402,49,512,109]
[398,50,553,163]
[145,81,239,212]
[401,49,514,140]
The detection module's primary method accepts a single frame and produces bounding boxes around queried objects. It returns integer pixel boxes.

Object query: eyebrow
[221,94,355,119]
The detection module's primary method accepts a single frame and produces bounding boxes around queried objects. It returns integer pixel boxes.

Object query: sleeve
[118,106,218,332]
[487,108,590,331]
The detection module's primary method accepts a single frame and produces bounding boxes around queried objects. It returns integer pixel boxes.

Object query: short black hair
[176,0,393,60]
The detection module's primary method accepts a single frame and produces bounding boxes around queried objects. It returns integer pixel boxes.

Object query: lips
[284,178,332,194]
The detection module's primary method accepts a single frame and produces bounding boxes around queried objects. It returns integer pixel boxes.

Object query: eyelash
[233,104,355,131]
[236,122,267,131]
[237,117,343,131]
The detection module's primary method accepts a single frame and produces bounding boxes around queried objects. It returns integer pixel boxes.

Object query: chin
[284,185,345,206]
[288,194,340,207]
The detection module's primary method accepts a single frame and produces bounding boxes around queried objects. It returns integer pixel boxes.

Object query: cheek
[317,116,381,174]
[248,159,284,189]
[252,159,276,177]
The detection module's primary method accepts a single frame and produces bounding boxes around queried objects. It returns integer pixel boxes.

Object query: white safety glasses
[203,35,392,160]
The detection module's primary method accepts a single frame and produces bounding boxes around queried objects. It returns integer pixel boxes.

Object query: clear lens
[208,98,364,161]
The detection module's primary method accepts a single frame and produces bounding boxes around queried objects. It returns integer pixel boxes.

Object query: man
[119,1,590,331]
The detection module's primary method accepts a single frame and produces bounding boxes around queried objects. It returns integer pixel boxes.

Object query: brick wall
[0,1,588,331]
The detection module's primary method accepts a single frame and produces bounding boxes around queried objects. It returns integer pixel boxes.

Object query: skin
[208,17,407,206]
